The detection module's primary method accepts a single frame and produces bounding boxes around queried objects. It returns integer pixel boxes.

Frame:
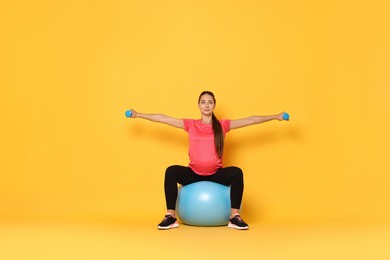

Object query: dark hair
[198,91,224,158]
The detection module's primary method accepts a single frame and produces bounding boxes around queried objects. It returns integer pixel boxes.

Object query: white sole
[228,222,249,230]
[157,222,179,230]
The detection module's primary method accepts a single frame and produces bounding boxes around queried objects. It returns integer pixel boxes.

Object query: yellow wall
[1,0,389,224]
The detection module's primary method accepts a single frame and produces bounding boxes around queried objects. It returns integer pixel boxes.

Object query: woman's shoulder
[219,119,231,132]
[183,118,196,123]
[183,118,197,130]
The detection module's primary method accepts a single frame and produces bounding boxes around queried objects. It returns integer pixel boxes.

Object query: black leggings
[164,165,244,210]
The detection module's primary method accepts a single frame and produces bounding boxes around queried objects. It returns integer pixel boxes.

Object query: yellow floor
[1,220,389,260]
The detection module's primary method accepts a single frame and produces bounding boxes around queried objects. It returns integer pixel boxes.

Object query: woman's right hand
[129,109,138,118]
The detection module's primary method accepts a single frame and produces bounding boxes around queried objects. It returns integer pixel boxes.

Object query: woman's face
[198,94,216,116]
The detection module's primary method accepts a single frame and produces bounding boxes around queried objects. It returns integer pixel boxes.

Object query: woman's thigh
[206,166,243,186]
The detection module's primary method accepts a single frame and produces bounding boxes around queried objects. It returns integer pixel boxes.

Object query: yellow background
[1,0,390,225]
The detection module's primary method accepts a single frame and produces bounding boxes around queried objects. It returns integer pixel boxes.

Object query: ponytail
[212,113,224,158]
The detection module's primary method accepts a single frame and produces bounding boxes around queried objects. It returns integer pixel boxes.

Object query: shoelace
[232,214,241,219]
[232,215,244,223]
[163,215,174,221]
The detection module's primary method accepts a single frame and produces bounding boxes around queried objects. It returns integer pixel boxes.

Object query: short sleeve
[183,119,193,132]
[220,120,231,133]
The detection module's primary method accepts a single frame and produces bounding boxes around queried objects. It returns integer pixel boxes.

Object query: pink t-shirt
[183,119,231,176]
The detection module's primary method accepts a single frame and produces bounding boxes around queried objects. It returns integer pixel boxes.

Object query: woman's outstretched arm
[230,112,286,130]
[128,109,184,129]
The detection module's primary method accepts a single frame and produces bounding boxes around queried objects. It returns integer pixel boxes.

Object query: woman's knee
[165,165,184,181]
[165,165,177,177]
[231,166,243,179]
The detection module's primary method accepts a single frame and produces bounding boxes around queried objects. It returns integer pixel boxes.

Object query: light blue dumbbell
[282,112,290,121]
[125,110,133,118]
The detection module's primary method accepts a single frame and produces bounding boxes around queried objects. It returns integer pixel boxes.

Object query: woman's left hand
[276,112,285,121]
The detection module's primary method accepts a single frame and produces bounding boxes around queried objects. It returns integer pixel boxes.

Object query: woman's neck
[201,115,212,124]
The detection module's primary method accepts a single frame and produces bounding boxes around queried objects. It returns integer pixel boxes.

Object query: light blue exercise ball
[176,181,231,226]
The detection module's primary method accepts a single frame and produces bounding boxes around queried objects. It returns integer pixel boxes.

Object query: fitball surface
[125,110,132,117]
[176,181,231,226]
